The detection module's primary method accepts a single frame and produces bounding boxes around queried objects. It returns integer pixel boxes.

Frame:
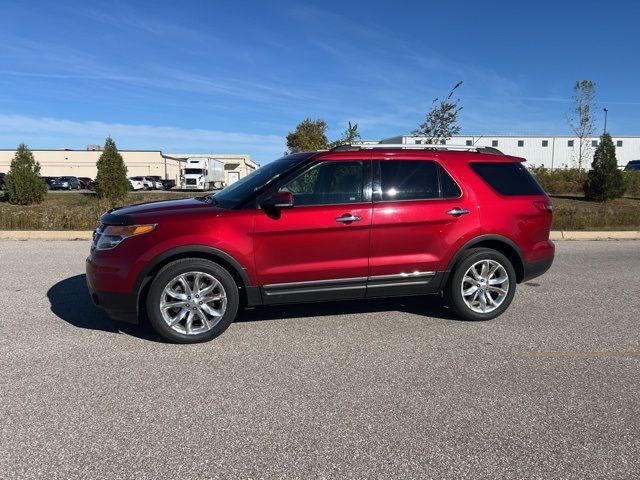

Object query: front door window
[280,161,364,206]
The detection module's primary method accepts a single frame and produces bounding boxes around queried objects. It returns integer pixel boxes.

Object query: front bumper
[86,257,139,324]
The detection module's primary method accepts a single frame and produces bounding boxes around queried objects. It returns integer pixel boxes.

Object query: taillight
[533,200,553,213]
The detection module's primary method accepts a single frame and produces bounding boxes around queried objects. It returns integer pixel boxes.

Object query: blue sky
[1,0,639,163]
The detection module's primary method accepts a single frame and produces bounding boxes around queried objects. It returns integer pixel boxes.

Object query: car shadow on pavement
[237,295,459,323]
[47,274,166,342]
[48,275,460,342]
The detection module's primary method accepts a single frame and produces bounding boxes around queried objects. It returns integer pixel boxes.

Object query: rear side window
[471,162,545,196]
[379,160,461,201]
[380,160,439,200]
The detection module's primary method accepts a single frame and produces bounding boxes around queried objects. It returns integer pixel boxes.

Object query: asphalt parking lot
[1,240,639,479]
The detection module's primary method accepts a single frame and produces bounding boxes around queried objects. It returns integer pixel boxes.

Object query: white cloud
[0,114,285,163]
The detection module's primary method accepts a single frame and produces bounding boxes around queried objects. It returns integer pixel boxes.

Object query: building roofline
[165,153,252,158]
[397,134,640,139]
[0,148,164,153]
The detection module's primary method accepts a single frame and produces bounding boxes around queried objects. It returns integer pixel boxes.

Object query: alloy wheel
[160,271,227,335]
[460,259,509,314]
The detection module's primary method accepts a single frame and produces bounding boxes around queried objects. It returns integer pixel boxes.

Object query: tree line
[285,79,627,202]
[2,137,130,206]
[1,80,628,206]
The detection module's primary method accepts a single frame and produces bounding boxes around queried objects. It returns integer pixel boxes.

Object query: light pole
[603,107,608,134]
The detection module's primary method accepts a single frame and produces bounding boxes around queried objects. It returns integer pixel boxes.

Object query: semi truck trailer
[180,157,225,191]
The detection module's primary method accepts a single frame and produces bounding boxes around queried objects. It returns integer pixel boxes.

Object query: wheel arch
[135,245,254,313]
[441,234,525,288]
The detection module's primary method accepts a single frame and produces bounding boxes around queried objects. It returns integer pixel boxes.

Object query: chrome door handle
[336,214,362,223]
[446,207,470,217]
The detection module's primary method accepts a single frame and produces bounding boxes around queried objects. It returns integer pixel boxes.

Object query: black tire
[445,248,516,321]
[146,258,239,343]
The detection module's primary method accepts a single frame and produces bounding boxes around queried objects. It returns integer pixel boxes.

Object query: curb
[1,230,639,241]
[0,230,93,240]
[549,231,640,240]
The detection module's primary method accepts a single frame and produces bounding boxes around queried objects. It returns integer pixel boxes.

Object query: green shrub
[529,166,587,195]
[3,143,48,205]
[623,171,640,198]
[584,133,625,201]
[94,137,129,206]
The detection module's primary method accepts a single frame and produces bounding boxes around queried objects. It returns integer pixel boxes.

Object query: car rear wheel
[445,248,516,321]
[146,258,239,343]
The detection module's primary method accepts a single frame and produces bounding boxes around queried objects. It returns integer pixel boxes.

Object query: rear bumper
[522,255,554,282]
[86,258,139,324]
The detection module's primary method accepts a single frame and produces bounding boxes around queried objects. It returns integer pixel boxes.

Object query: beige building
[0,147,258,186]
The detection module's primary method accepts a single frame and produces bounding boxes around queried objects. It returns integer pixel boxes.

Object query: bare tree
[330,121,361,148]
[414,81,463,144]
[567,80,596,170]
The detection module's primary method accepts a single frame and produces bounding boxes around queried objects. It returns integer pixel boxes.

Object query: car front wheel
[446,248,516,321]
[146,258,239,343]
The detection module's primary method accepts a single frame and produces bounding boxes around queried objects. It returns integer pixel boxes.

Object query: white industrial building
[380,135,640,169]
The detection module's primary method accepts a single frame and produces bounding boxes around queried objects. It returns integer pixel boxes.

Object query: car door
[253,158,372,304]
[367,158,479,296]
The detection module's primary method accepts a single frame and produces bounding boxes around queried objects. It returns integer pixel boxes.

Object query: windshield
[213,155,307,208]
[184,168,203,175]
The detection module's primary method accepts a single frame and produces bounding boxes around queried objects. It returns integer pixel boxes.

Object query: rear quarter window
[471,162,545,196]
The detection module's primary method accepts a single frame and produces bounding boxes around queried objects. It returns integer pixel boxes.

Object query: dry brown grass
[0,191,194,230]
[551,196,640,230]
[1,191,639,231]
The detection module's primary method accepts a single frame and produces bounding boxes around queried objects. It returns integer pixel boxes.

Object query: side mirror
[261,191,294,209]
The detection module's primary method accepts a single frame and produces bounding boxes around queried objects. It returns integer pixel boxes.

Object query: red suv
[87,144,554,343]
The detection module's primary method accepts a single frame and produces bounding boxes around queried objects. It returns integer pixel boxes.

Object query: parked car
[142,177,156,190]
[162,179,176,190]
[129,176,154,190]
[87,143,555,343]
[51,176,81,190]
[624,160,640,171]
[78,177,95,190]
[148,176,164,190]
[40,176,58,189]
[129,177,144,191]
[0,172,5,190]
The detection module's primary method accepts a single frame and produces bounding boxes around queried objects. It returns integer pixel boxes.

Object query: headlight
[95,224,156,250]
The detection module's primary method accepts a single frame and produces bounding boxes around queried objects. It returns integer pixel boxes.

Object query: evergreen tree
[286,118,329,153]
[4,143,47,205]
[95,137,129,205]
[584,133,625,201]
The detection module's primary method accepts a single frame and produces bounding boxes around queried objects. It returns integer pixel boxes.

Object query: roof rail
[330,143,504,155]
